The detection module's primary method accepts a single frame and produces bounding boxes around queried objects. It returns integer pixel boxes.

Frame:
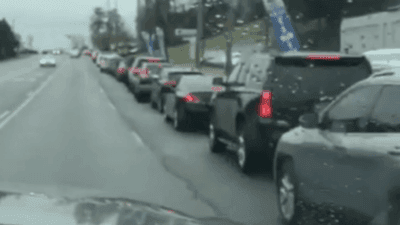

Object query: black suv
[209,51,373,174]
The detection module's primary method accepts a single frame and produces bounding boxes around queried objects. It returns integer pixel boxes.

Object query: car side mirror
[213,77,224,85]
[314,101,331,113]
[299,113,319,128]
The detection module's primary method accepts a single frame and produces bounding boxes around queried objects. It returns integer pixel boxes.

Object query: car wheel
[277,160,301,225]
[209,122,226,153]
[164,104,171,122]
[116,73,122,81]
[151,95,157,109]
[134,88,143,103]
[129,81,135,93]
[173,105,187,131]
[157,96,164,113]
[236,127,258,174]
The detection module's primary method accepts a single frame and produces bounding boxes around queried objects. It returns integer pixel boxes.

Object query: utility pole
[224,5,235,76]
[195,0,204,68]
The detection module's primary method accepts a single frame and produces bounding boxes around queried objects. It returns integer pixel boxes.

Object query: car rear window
[269,56,372,106]
[168,72,203,83]
[180,76,213,87]
[145,64,170,74]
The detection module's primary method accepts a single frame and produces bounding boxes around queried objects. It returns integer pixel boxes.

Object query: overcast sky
[3,0,139,50]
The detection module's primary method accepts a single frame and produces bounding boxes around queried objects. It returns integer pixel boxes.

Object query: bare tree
[27,35,34,49]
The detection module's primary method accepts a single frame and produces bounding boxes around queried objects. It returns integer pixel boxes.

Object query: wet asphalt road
[0,54,280,225]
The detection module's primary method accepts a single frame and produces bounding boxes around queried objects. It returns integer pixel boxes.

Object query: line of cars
[83,48,400,225]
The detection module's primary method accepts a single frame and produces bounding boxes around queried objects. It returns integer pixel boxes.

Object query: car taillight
[117,68,125,74]
[181,93,200,103]
[140,69,149,78]
[257,90,272,118]
[164,80,176,86]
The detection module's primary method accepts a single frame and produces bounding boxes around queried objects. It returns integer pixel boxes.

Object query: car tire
[134,89,144,103]
[173,105,188,131]
[157,96,164,113]
[151,95,157,109]
[236,131,255,174]
[277,160,302,225]
[116,73,122,81]
[236,121,260,174]
[129,81,135,93]
[209,121,226,153]
[164,104,172,122]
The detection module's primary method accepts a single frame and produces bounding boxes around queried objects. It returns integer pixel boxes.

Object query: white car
[364,48,400,73]
[40,55,56,67]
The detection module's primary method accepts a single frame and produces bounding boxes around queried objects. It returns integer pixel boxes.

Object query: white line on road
[131,131,144,146]
[108,102,116,110]
[0,111,10,120]
[100,88,104,93]
[0,76,54,130]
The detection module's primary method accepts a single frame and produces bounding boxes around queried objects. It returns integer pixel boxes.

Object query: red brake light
[164,80,176,86]
[182,93,199,103]
[117,68,125,74]
[257,90,272,118]
[306,54,340,61]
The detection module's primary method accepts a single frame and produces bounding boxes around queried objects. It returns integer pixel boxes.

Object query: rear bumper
[182,103,211,124]
[136,83,153,94]
[40,63,56,67]
[184,102,210,113]
[259,118,291,128]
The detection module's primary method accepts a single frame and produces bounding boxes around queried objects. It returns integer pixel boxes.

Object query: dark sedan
[150,67,202,113]
[163,75,224,131]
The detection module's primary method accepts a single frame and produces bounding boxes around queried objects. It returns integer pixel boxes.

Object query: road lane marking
[100,88,104,93]
[13,78,24,82]
[0,75,54,130]
[0,111,10,120]
[108,102,116,110]
[131,131,144,146]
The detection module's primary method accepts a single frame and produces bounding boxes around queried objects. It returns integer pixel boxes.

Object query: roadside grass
[202,19,267,52]
[166,19,268,75]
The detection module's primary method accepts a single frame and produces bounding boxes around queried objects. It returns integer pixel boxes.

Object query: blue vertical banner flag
[269,4,300,52]
[148,35,155,51]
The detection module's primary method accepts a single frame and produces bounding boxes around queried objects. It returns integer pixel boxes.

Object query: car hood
[0,184,242,225]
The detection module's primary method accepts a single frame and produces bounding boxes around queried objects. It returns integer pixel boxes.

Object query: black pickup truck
[208,51,373,174]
